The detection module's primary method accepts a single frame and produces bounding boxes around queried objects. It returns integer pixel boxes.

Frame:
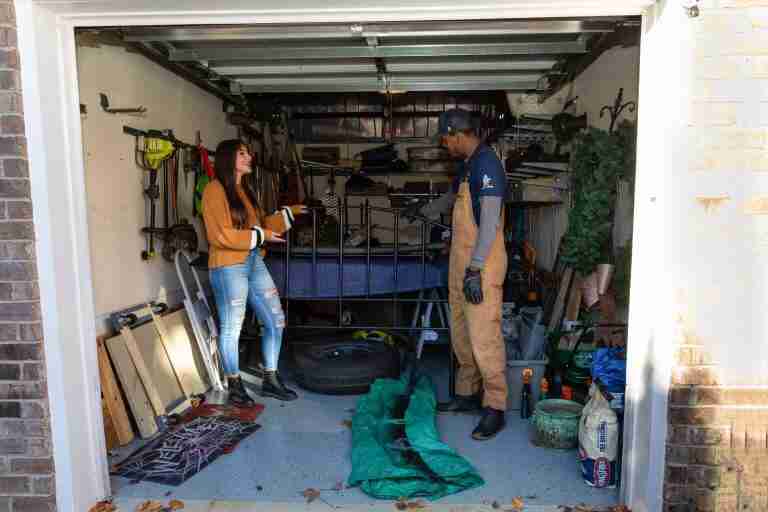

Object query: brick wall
[0,2,55,512]
[662,3,768,511]
[666,339,768,511]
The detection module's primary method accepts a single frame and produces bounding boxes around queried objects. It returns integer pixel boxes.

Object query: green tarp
[347,374,484,500]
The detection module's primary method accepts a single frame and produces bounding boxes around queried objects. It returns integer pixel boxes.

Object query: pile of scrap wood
[544,266,626,349]
[98,305,211,447]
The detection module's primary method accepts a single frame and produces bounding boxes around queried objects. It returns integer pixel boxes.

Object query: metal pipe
[312,207,318,298]
[285,221,292,322]
[337,196,344,328]
[392,211,399,329]
[365,199,371,298]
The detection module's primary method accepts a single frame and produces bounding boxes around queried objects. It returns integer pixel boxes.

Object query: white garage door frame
[15,1,684,511]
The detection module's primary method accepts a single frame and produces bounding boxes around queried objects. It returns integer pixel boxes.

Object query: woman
[202,139,307,405]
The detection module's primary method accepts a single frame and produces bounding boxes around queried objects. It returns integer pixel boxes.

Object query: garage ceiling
[119,19,634,96]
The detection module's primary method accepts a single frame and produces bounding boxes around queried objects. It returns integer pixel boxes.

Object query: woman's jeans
[209,251,285,376]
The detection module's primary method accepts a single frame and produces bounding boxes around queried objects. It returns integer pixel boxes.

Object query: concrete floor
[110,348,619,509]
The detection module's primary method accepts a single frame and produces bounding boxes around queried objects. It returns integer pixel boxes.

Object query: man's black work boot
[436,393,482,414]
[471,407,506,440]
[227,375,256,408]
[260,371,298,401]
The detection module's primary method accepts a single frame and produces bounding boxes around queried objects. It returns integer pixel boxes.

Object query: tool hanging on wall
[136,134,174,260]
[193,132,215,218]
[124,126,203,261]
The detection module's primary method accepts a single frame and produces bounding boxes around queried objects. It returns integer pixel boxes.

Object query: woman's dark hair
[214,139,258,228]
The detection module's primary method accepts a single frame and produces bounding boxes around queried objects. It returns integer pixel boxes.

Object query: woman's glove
[463,267,483,305]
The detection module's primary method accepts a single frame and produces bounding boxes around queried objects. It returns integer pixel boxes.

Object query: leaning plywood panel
[129,322,186,413]
[97,336,134,445]
[105,333,158,439]
[548,267,574,332]
[153,309,209,397]
[101,399,119,450]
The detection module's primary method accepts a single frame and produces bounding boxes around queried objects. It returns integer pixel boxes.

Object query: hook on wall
[100,93,147,115]
[600,88,636,134]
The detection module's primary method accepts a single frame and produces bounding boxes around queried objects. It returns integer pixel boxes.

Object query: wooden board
[565,274,583,323]
[105,333,158,439]
[97,337,134,446]
[120,326,166,416]
[548,267,573,332]
[101,398,119,451]
[128,322,186,413]
[153,310,209,397]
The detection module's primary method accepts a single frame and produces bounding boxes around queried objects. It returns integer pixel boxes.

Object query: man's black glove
[399,201,422,222]
[463,267,483,305]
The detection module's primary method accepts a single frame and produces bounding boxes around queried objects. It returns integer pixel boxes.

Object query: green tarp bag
[347,374,484,500]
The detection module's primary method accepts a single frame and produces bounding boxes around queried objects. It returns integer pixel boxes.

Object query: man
[402,109,508,440]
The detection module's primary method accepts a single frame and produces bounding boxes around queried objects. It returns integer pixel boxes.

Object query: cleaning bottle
[521,368,533,419]
[540,377,549,400]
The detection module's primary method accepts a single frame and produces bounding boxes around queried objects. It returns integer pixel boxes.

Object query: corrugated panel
[527,201,570,272]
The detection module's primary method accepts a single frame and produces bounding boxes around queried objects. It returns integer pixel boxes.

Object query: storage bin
[506,359,547,411]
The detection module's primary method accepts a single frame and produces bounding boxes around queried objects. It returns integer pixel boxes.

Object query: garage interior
[78,18,640,509]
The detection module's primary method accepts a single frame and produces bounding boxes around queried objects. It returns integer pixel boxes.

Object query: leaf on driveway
[341,419,353,429]
[136,501,163,512]
[88,501,116,512]
[168,500,184,510]
[302,488,321,503]
[510,497,524,511]
[395,498,427,510]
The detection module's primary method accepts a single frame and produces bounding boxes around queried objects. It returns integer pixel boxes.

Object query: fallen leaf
[395,499,426,510]
[341,419,353,429]
[88,501,116,512]
[492,501,501,509]
[511,497,524,511]
[333,481,345,491]
[168,500,184,510]
[136,501,163,512]
[302,488,321,504]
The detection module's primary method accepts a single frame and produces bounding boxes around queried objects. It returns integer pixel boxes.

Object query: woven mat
[112,414,260,486]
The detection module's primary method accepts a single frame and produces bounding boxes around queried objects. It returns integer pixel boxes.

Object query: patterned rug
[112,415,261,486]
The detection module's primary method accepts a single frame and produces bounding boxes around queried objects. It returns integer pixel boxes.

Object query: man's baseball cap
[436,108,474,140]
